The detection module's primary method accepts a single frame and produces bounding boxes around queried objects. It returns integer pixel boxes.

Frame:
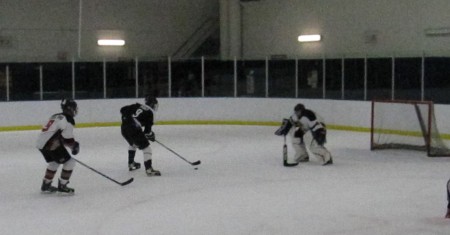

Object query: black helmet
[145,96,158,111]
[61,98,78,117]
[294,103,305,112]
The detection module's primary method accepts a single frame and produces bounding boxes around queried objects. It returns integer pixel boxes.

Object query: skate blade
[40,190,57,194]
[57,191,75,196]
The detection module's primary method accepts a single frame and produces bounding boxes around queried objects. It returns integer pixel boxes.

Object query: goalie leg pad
[310,143,332,165]
[292,137,309,163]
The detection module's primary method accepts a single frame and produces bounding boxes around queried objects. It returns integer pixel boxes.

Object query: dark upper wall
[241,0,450,59]
[0,0,219,62]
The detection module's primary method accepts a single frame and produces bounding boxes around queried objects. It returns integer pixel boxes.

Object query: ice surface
[1,125,450,235]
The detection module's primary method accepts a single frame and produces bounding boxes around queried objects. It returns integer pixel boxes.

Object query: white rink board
[0,98,449,134]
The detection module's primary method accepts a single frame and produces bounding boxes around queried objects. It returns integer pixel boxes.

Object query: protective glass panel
[297,59,323,99]
[41,63,72,100]
[204,59,234,97]
[8,63,40,101]
[367,58,392,100]
[394,58,421,101]
[74,62,103,99]
[237,60,266,97]
[106,61,135,98]
[344,59,365,100]
[138,60,169,98]
[424,57,450,104]
[268,60,295,98]
[325,59,342,99]
[171,59,202,97]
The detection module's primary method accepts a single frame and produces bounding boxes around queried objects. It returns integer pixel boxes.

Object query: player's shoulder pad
[62,113,76,126]
[140,103,151,111]
[51,113,65,120]
[301,109,317,121]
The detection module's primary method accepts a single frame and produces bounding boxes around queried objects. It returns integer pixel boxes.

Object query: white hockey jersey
[290,109,325,133]
[36,113,75,150]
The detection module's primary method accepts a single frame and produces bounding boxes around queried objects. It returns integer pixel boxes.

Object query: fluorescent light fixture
[97,39,125,46]
[424,28,450,37]
[298,34,321,42]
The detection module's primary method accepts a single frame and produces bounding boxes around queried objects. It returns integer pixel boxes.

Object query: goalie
[275,103,333,165]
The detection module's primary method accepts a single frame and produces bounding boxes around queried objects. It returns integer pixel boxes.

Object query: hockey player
[36,98,79,194]
[120,96,160,176]
[276,103,333,165]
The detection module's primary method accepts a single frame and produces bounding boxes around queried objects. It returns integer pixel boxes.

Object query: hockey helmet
[61,98,78,117]
[145,96,158,111]
[294,103,305,116]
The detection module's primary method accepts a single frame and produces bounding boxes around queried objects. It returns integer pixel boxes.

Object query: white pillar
[78,0,83,58]
[220,0,242,60]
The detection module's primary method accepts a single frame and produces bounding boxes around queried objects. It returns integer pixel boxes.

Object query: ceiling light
[97,39,125,46]
[298,34,321,42]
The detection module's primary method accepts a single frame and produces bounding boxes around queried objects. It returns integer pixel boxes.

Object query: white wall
[1,98,450,135]
[241,0,450,58]
[0,0,218,62]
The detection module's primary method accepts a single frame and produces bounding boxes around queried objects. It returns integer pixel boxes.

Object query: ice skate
[323,157,333,165]
[58,180,75,195]
[41,180,57,193]
[128,162,141,171]
[144,160,161,176]
[146,167,161,176]
[445,209,450,219]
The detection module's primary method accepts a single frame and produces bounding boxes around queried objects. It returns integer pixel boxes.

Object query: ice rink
[1,125,450,235]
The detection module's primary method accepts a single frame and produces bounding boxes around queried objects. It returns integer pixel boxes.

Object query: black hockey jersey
[120,103,154,133]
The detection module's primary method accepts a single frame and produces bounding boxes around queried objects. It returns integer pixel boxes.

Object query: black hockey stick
[283,135,299,167]
[155,140,201,166]
[73,158,134,186]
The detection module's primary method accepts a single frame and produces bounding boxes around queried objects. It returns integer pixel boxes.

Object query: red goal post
[370,99,450,157]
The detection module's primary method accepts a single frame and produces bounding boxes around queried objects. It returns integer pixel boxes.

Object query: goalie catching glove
[145,131,156,142]
[275,118,293,136]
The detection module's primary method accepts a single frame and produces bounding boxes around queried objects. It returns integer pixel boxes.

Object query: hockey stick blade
[120,178,134,186]
[191,160,201,166]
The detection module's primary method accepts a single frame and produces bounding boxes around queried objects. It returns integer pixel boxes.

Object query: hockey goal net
[370,99,450,157]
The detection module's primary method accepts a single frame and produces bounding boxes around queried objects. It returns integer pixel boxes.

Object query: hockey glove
[275,118,293,136]
[145,132,156,142]
[72,141,80,155]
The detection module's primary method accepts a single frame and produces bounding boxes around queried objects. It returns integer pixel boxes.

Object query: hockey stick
[73,158,134,186]
[155,140,201,166]
[283,135,299,167]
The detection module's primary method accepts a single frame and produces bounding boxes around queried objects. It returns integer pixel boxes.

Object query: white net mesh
[371,100,450,156]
